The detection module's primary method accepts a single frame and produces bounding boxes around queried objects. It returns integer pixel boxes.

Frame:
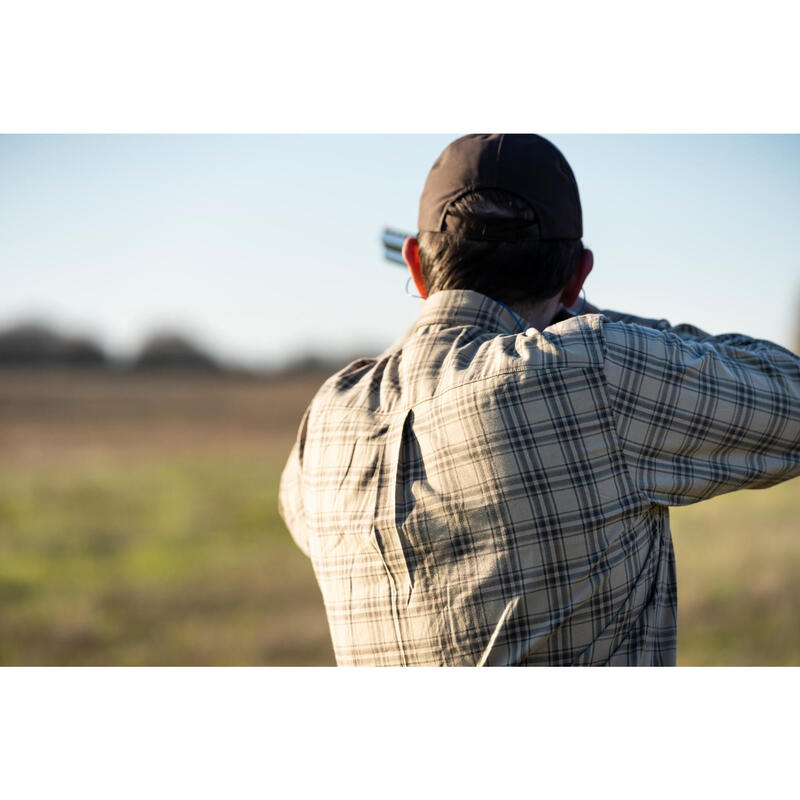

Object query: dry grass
[0,368,329,465]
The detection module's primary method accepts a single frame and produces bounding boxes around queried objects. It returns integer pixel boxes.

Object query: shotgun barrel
[381,228,412,265]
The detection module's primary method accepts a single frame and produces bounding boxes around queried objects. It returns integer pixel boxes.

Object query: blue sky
[1,134,798,367]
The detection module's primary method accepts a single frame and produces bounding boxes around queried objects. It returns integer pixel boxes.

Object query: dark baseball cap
[418,134,582,241]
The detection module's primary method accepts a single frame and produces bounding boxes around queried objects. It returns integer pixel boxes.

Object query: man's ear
[402,236,428,299]
[560,248,594,307]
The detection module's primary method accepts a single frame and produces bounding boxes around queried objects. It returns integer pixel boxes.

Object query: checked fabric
[279,290,800,666]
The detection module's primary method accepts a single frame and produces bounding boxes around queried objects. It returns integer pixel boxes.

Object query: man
[279,134,800,666]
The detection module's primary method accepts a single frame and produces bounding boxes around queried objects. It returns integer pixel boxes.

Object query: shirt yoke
[313,312,608,418]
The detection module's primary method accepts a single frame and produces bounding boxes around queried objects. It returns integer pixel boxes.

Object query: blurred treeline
[0,321,352,375]
[4,303,798,372]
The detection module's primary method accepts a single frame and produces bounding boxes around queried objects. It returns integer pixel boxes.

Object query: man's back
[279,290,800,665]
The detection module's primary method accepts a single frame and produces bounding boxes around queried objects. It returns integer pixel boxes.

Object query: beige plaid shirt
[279,290,800,665]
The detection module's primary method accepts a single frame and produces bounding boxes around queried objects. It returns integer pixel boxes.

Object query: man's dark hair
[418,189,584,306]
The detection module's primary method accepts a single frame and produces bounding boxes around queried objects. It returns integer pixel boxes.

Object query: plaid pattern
[279,290,800,666]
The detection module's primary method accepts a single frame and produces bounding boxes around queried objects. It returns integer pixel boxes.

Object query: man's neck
[507,297,561,331]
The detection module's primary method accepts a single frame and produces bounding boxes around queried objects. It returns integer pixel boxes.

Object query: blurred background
[1,134,799,665]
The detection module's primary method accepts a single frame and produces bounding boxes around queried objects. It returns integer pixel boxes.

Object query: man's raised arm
[600,316,800,506]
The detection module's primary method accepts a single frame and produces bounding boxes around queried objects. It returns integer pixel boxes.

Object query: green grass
[671,478,800,666]
[0,458,335,665]
[0,457,797,665]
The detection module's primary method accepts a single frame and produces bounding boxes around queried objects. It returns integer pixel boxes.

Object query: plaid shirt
[279,290,800,666]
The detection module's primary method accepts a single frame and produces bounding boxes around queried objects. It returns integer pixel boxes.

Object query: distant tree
[274,348,380,377]
[0,323,107,367]
[61,336,108,366]
[133,332,220,372]
[280,353,339,374]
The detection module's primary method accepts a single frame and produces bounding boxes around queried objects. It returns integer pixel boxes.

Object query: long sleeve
[601,316,800,506]
[278,406,311,558]
[600,308,715,343]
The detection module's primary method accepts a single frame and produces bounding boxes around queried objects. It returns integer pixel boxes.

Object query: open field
[1,369,798,665]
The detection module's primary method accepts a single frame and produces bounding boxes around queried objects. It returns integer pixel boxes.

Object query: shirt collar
[412,290,530,336]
